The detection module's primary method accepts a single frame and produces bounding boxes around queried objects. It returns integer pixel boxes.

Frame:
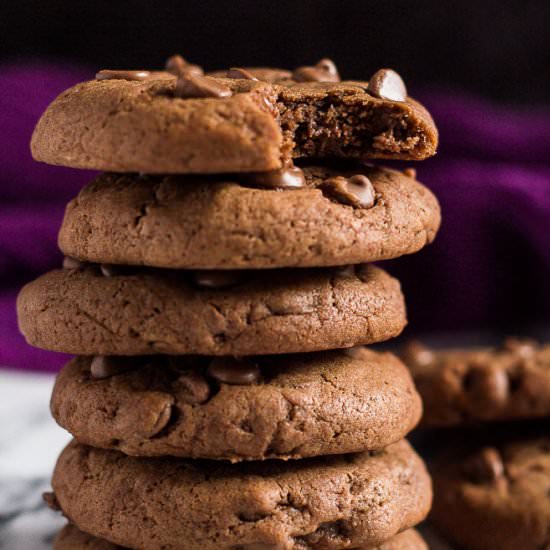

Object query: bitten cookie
[52,440,432,550]
[31,67,438,174]
[51,348,422,461]
[401,338,550,426]
[431,432,550,550]
[18,264,406,356]
[53,524,428,550]
[58,164,440,269]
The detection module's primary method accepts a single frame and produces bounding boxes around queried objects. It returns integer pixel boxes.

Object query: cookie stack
[403,338,550,549]
[18,58,441,550]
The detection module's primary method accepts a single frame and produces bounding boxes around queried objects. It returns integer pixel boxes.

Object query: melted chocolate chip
[463,447,505,484]
[207,357,261,385]
[332,265,356,277]
[62,256,84,270]
[343,346,365,358]
[43,492,61,511]
[293,58,340,83]
[464,362,510,404]
[165,54,204,77]
[191,270,245,289]
[174,371,211,404]
[401,340,435,369]
[402,167,417,179]
[248,165,306,190]
[100,264,125,277]
[503,337,537,359]
[366,69,407,102]
[355,264,371,282]
[226,67,258,81]
[96,70,151,81]
[90,356,134,379]
[174,73,232,99]
[320,174,375,208]
[143,401,173,438]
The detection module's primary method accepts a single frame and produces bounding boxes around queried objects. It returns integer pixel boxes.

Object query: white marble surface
[0,370,70,549]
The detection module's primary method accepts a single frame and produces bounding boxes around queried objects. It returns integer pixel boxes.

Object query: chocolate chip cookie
[31,64,438,174]
[401,338,550,426]
[53,524,428,550]
[51,348,422,461]
[52,440,432,550]
[58,164,440,269]
[18,264,406,356]
[431,431,550,550]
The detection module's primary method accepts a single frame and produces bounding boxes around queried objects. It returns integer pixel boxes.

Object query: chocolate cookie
[52,440,432,550]
[54,525,120,549]
[431,432,550,550]
[18,264,406,355]
[58,164,440,269]
[51,348,421,461]
[31,68,438,174]
[53,524,428,550]
[401,338,550,426]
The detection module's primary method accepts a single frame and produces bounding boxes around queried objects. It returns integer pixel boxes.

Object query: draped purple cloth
[1,64,549,371]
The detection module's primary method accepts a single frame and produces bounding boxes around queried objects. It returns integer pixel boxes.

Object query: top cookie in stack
[19,57,441,550]
[31,59,438,174]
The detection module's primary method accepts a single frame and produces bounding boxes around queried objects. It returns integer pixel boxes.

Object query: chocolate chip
[463,447,505,484]
[191,270,245,289]
[96,70,151,81]
[100,264,124,277]
[174,73,232,99]
[90,356,134,379]
[503,337,537,359]
[293,58,340,83]
[402,168,417,179]
[401,340,435,370]
[226,67,258,81]
[343,346,365,358]
[145,400,173,438]
[366,68,407,102]
[332,265,356,277]
[248,165,306,190]
[165,54,204,77]
[62,256,84,270]
[43,492,61,511]
[174,371,211,404]
[207,357,261,385]
[320,174,375,208]
[463,365,509,407]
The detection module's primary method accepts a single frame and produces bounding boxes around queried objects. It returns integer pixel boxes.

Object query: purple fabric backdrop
[1,64,549,371]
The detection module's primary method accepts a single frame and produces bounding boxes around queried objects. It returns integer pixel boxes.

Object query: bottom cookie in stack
[47,347,432,549]
[53,524,428,550]
[51,439,431,550]
[401,338,550,550]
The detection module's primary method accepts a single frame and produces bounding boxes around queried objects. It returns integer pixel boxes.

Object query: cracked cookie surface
[17,264,406,355]
[58,164,440,269]
[51,348,421,460]
[53,524,428,550]
[52,440,432,550]
[401,338,550,426]
[31,71,438,174]
[431,431,550,550]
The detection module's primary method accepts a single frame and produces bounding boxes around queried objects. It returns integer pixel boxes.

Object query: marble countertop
[0,370,70,550]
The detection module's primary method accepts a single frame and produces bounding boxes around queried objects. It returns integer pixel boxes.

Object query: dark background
[1,0,549,371]
[2,0,550,104]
